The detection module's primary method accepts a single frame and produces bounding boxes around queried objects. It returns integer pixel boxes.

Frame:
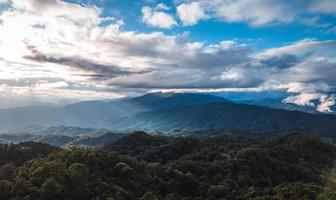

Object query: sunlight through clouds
[0,0,335,112]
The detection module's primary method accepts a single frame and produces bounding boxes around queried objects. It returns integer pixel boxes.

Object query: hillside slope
[105,102,336,139]
[0,93,230,130]
[0,133,335,199]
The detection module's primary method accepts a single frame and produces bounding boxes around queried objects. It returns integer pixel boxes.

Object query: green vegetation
[0,132,335,199]
[0,142,59,166]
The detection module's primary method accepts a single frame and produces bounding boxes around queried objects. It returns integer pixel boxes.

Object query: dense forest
[0,132,335,199]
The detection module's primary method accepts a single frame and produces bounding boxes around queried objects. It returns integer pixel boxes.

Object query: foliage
[0,142,59,166]
[0,133,335,199]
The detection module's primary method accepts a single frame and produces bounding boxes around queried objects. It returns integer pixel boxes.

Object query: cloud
[141,6,177,28]
[0,0,336,113]
[308,0,336,15]
[278,81,335,113]
[10,0,100,23]
[0,83,126,107]
[283,93,321,107]
[177,2,207,26]
[282,82,332,94]
[35,81,69,89]
[283,93,336,113]
[317,95,336,113]
[256,39,336,59]
[252,39,336,113]
[254,40,336,91]
[212,0,294,26]
[155,3,170,11]
[23,45,147,79]
[261,54,303,69]
[174,0,336,27]
[11,0,58,12]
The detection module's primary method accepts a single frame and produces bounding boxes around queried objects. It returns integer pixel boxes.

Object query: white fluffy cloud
[283,93,336,113]
[175,0,336,27]
[283,93,322,107]
[155,3,170,11]
[141,6,177,28]
[317,95,336,113]
[212,0,293,26]
[177,2,207,26]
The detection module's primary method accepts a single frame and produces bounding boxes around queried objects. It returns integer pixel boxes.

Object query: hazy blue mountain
[0,132,74,147]
[1,92,335,140]
[0,133,37,144]
[213,92,335,114]
[7,125,107,136]
[33,134,77,147]
[0,125,125,147]
[0,132,77,147]
[212,91,289,102]
[0,93,231,130]
[0,125,112,147]
[0,96,60,109]
[0,100,143,130]
[126,92,231,110]
[239,98,321,114]
[66,132,125,148]
[103,102,336,140]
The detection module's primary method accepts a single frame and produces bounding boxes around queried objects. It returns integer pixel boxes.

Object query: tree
[0,180,13,199]
[39,178,63,199]
[141,192,158,200]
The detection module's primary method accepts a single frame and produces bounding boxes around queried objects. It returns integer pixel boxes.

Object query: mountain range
[213,91,336,114]
[239,97,321,114]
[0,93,230,130]
[0,92,335,142]
[0,128,124,148]
[104,101,336,138]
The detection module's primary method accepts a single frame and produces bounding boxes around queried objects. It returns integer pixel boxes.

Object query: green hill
[0,133,331,199]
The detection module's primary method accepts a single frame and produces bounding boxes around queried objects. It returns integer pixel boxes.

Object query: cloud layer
[0,0,335,112]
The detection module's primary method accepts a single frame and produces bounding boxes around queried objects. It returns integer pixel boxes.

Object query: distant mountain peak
[130,92,230,102]
[129,92,176,102]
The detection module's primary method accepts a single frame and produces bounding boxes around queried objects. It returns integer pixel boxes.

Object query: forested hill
[0,142,59,166]
[105,102,336,138]
[0,132,335,199]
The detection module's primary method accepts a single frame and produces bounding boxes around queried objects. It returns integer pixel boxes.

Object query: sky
[0,0,335,112]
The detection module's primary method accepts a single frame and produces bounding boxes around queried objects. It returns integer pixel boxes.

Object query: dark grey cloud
[22,38,336,95]
[260,54,304,69]
[187,45,253,69]
[106,65,264,89]
[24,45,151,79]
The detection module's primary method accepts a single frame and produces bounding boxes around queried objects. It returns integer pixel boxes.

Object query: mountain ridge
[0,92,335,142]
[0,93,231,130]
[103,101,336,140]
